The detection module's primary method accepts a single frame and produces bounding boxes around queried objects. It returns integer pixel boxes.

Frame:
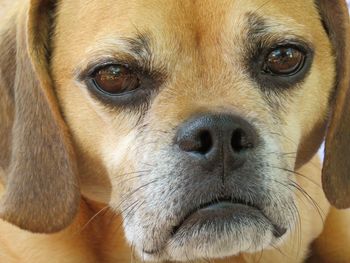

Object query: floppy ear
[0,0,80,233]
[317,0,350,209]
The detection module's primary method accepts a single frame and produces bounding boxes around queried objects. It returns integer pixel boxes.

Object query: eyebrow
[76,32,157,80]
[122,32,152,62]
[245,12,313,45]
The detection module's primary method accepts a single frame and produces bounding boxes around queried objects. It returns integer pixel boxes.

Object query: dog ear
[0,0,80,233]
[317,0,350,209]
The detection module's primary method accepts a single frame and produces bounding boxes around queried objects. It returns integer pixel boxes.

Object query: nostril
[231,128,254,153]
[176,129,213,155]
[176,114,258,160]
[196,130,213,154]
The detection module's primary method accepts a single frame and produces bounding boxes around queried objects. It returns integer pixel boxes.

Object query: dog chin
[139,203,284,262]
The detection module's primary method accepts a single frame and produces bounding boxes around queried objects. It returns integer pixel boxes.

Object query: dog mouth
[143,198,287,256]
[172,198,286,237]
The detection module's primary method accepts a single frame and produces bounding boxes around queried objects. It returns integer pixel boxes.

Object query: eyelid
[264,40,312,56]
[255,32,313,49]
[76,57,145,82]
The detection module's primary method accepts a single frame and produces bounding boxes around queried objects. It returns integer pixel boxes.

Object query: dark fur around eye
[82,60,166,110]
[244,12,314,93]
[249,41,314,92]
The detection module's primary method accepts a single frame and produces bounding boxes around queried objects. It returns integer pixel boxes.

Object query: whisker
[253,0,273,13]
[131,242,136,263]
[267,131,298,147]
[288,180,325,224]
[265,148,322,170]
[75,205,110,235]
[269,165,321,188]
[267,178,303,256]
[112,200,144,237]
[270,243,288,258]
[111,169,152,180]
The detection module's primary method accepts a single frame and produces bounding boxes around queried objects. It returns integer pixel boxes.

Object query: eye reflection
[92,65,140,95]
[264,47,306,76]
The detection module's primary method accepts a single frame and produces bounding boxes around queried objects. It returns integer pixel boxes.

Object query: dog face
[0,0,349,262]
[50,0,339,260]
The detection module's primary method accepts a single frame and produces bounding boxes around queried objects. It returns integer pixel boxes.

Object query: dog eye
[263,47,305,76]
[91,65,140,95]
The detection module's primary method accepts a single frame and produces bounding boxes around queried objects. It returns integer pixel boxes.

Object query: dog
[0,0,350,262]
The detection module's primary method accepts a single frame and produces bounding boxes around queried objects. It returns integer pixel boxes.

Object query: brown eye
[264,47,305,75]
[93,65,140,95]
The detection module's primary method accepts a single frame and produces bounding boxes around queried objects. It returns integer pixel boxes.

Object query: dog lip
[171,198,258,236]
[142,198,287,257]
[272,224,287,238]
[170,198,286,239]
[142,248,161,255]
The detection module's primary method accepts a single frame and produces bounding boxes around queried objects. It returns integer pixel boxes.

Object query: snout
[174,114,260,174]
[122,112,295,261]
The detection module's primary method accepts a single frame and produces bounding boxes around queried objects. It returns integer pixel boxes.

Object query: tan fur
[319,0,350,208]
[0,0,349,262]
[0,0,80,233]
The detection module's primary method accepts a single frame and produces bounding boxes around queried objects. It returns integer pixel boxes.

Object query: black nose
[175,114,258,171]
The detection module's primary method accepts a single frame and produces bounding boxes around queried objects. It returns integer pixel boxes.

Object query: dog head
[0,0,349,261]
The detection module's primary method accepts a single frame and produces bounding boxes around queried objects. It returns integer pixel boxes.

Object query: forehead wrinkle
[89,32,150,57]
[222,11,313,68]
[245,12,312,42]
